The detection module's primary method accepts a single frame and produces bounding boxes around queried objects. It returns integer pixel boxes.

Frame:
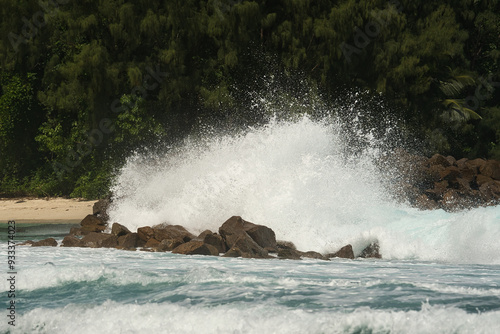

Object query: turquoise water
[1,226,500,333]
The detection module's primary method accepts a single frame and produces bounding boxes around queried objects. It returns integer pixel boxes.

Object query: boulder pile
[20,209,380,261]
[384,151,500,211]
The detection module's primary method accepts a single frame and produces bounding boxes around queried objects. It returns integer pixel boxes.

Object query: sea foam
[108,115,500,264]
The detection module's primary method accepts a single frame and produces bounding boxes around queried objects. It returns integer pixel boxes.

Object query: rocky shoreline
[20,200,380,260]
[383,151,500,211]
[19,152,500,259]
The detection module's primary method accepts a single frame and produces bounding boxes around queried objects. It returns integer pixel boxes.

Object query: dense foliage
[0,0,499,198]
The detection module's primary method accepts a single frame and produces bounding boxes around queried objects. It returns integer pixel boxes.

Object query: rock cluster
[385,151,500,211]
[21,210,381,260]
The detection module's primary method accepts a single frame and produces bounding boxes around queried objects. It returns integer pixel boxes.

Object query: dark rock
[144,238,160,248]
[327,244,355,259]
[452,177,472,193]
[479,181,500,202]
[81,232,117,248]
[427,164,445,183]
[137,226,154,242]
[223,247,243,257]
[218,216,249,249]
[243,222,277,250]
[118,233,138,249]
[136,238,146,248]
[153,224,195,243]
[301,251,329,260]
[359,242,382,259]
[446,155,456,166]
[441,189,463,211]
[439,166,461,182]
[425,180,449,201]
[172,241,219,256]
[277,240,297,251]
[69,227,90,236]
[414,194,439,210]
[428,154,451,167]
[61,235,82,247]
[277,248,302,260]
[476,174,493,187]
[227,234,269,258]
[80,214,106,233]
[456,158,468,169]
[111,223,131,237]
[154,238,184,251]
[202,232,226,254]
[93,198,111,222]
[465,158,486,174]
[459,167,475,183]
[32,238,58,247]
[197,230,213,239]
[480,160,500,180]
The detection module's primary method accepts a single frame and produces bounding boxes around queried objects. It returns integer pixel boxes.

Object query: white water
[109,116,500,264]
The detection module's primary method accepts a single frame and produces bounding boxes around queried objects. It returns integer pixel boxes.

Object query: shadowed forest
[0,0,499,198]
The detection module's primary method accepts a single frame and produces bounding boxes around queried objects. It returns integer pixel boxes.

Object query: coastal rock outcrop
[219,216,271,258]
[111,223,131,237]
[172,240,219,256]
[32,238,58,247]
[80,214,107,233]
[326,244,355,259]
[93,198,111,223]
[80,232,117,248]
[387,151,500,211]
[359,242,382,259]
[56,214,384,260]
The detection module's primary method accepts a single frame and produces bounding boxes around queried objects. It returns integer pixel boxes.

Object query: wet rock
[117,233,138,249]
[480,160,500,180]
[243,222,277,250]
[476,174,493,187]
[218,216,250,249]
[153,238,184,251]
[81,232,117,248]
[277,240,297,251]
[172,241,219,256]
[223,247,243,257]
[359,242,382,259]
[144,238,160,248]
[137,226,154,242]
[479,181,500,202]
[326,244,355,259]
[227,234,269,258]
[301,251,329,260]
[439,166,461,182]
[111,223,131,237]
[445,155,456,166]
[69,227,90,236]
[414,194,439,210]
[202,232,226,254]
[428,154,451,167]
[456,158,468,169]
[80,214,106,233]
[93,198,111,223]
[153,224,195,243]
[61,235,82,247]
[32,238,58,247]
[277,248,302,260]
[465,158,486,174]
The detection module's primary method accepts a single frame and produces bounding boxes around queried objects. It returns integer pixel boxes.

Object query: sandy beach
[0,198,97,224]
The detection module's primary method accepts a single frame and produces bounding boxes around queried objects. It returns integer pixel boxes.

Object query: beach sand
[0,198,97,224]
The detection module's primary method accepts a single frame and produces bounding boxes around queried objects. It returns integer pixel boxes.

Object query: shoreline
[0,197,96,224]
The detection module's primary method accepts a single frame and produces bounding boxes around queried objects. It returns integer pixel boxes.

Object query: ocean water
[2,116,500,333]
